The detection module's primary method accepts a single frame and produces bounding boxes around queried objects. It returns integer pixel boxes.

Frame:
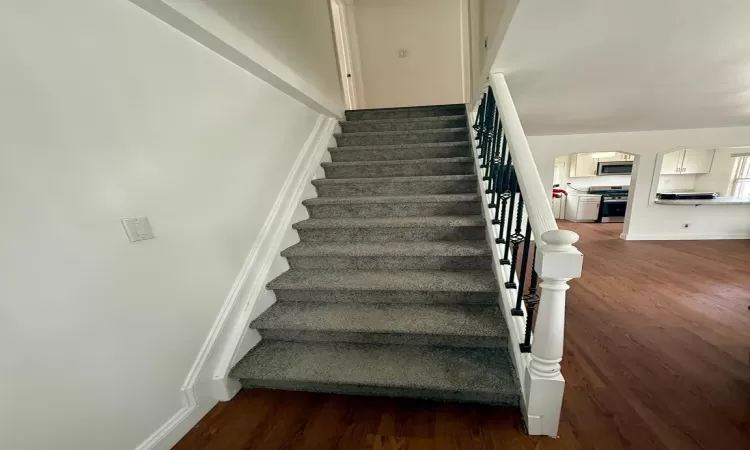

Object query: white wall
[467,0,518,103]
[352,0,466,108]
[657,174,697,192]
[693,148,740,194]
[164,0,343,116]
[529,127,750,240]
[0,1,328,449]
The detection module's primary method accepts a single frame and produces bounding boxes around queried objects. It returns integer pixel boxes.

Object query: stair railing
[469,73,583,437]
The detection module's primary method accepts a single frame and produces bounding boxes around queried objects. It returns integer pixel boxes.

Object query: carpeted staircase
[230,104,519,405]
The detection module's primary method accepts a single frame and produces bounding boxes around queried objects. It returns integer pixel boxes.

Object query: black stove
[588,185,629,223]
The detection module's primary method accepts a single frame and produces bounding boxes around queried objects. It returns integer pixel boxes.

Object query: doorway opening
[329,0,472,110]
[552,151,639,238]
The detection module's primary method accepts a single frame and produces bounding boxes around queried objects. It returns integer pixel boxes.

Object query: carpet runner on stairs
[230,104,519,405]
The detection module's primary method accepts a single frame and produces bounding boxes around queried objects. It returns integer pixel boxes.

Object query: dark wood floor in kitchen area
[174,222,750,450]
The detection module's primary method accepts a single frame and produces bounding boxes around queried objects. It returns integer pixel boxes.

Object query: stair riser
[296,226,486,242]
[305,202,480,218]
[330,146,471,162]
[323,161,474,179]
[314,180,476,197]
[238,379,519,406]
[346,106,465,121]
[340,117,466,133]
[273,289,497,304]
[286,255,491,271]
[256,330,505,348]
[335,130,468,147]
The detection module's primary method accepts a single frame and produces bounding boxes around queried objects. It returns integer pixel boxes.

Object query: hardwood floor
[174,222,750,449]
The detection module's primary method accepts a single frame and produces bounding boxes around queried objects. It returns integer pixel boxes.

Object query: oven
[588,186,629,223]
[597,161,633,175]
[599,196,628,223]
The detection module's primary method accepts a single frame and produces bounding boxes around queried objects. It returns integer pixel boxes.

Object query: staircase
[230,104,520,405]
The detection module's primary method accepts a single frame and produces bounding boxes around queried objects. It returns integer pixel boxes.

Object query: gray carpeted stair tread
[303,193,480,206]
[340,115,467,133]
[312,174,475,186]
[293,215,484,229]
[267,269,498,292]
[329,141,470,152]
[322,157,473,168]
[335,128,469,147]
[341,115,466,125]
[281,240,491,257]
[335,128,467,139]
[230,340,519,404]
[345,104,465,121]
[322,157,474,179]
[252,303,507,338]
[328,144,471,162]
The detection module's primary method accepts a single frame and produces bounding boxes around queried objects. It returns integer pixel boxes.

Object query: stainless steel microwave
[597,161,633,175]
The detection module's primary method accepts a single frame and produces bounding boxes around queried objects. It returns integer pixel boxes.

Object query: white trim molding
[459,0,472,103]
[134,116,338,450]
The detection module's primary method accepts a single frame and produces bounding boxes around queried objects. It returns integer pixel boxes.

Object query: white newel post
[524,229,582,437]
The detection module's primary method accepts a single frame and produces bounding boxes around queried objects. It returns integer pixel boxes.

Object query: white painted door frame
[330,0,364,109]
[459,0,472,104]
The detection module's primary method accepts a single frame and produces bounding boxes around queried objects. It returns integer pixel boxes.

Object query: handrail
[469,75,583,437]
[490,73,557,244]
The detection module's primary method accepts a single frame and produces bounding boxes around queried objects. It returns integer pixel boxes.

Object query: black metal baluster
[485,113,503,190]
[511,220,532,316]
[490,136,508,214]
[484,112,499,182]
[520,250,540,353]
[500,167,517,264]
[473,94,486,140]
[480,101,495,170]
[504,191,525,287]
[478,93,494,160]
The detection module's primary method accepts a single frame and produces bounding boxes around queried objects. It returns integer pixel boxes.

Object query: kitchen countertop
[654,196,750,205]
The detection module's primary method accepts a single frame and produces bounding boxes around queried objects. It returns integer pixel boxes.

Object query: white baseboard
[134,398,214,450]
[623,232,750,241]
[133,116,337,450]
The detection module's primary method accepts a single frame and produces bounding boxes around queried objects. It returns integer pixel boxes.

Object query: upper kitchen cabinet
[660,149,715,175]
[568,152,634,177]
[569,153,598,178]
[681,149,715,174]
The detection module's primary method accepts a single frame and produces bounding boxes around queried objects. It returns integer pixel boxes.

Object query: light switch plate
[121,217,155,242]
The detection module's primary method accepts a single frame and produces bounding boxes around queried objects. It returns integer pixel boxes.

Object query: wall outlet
[122,217,155,242]
[682,223,691,229]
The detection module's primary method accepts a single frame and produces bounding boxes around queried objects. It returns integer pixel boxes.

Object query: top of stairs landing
[345,104,466,121]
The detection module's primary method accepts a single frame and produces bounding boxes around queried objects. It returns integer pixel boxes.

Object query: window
[730,155,750,197]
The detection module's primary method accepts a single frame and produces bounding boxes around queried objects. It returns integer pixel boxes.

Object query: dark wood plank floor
[174,222,750,450]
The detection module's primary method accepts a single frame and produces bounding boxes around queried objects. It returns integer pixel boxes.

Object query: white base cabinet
[564,195,601,222]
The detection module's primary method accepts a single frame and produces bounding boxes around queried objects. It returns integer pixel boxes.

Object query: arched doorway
[552,151,639,237]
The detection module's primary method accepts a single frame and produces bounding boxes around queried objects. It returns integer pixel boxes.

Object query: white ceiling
[494,0,750,136]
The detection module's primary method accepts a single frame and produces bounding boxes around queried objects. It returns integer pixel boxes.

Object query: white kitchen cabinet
[564,195,601,222]
[552,195,565,219]
[661,150,683,174]
[569,153,598,178]
[660,149,714,175]
[681,149,715,174]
